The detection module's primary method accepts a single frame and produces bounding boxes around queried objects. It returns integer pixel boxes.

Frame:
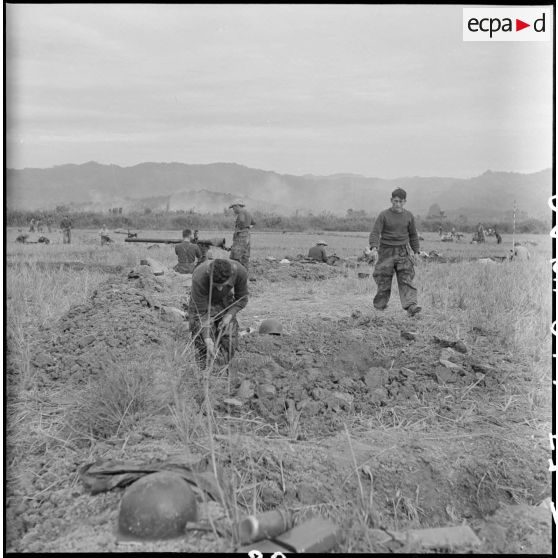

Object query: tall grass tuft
[69,363,155,440]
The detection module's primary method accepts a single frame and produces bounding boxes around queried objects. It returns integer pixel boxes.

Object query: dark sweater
[174,241,202,274]
[369,208,420,253]
[188,260,249,336]
[308,245,328,262]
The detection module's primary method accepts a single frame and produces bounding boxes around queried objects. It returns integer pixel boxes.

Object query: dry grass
[5,230,552,552]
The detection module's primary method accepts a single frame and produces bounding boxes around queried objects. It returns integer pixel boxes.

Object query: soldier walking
[229,200,255,270]
[188,258,249,368]
[368,187,422,317]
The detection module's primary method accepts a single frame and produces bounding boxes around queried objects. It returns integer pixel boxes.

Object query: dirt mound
[30,269,188,385]
[224,312,511,439]
[250,257,349,281]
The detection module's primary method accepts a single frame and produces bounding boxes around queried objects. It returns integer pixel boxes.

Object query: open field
[5,228,552,553]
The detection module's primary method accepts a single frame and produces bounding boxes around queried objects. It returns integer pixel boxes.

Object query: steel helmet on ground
[117,471,197,541]
[259,319,283,335]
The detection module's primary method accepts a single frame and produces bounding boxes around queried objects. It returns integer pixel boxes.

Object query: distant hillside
[6,162,551,220]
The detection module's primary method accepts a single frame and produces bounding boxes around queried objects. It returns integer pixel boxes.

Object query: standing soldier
[229,200,255,270]
[174,228,203,274]
[493,225,502,244]
[99,224,112,245]
[188,258,249,368]
[368,187,422,317]
[477,223,485,243]
[29,218,36,233]
[60,214,72,244]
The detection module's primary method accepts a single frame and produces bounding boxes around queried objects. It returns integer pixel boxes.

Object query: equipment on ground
[117,471,197,541]
[125,236,227,248]
[259,319,283,336]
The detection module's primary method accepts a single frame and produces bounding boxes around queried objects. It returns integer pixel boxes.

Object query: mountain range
[6,162,552,221]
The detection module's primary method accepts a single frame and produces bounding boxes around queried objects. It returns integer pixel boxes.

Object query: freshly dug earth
[6,262,552,553]
[250,256,351,281]
[26,267,188,387]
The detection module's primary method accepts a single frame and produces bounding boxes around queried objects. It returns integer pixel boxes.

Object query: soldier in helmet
[229,200,255,270]
[188,258,249,368]
[308,239,328,262]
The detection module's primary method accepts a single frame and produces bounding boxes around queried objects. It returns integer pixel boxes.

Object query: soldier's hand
[218,313,233,331]
[368,247,378,264]
[205,338,216,357]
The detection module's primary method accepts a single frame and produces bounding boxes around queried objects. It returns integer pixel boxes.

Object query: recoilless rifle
[125,235,230,251]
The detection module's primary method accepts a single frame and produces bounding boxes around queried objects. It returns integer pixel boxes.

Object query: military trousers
[189,311,239,369]
[230,230,250,270]
[372,245,417,311]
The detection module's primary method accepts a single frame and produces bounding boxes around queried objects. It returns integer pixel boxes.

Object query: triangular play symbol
[516,19,530,31]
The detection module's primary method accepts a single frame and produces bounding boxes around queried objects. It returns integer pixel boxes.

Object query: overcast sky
[5,4,553,178]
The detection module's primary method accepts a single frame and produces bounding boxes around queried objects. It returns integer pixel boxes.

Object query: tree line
[6,207,549,235]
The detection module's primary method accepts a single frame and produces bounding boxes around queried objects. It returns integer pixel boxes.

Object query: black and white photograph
[5,3,554,553]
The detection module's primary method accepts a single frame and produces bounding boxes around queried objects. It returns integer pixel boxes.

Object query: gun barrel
[125,238,181,244]
[124,236,227,247]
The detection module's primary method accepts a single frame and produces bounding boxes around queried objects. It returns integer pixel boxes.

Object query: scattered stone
[370,387,388,404]
[223,398,243,407]
[432,336,455,348]
[257,383,276,399]
[32,352,55,368]
[363,367,388,389]
[237,380,254,400]
[453,340,468,353]
[78,334,96,348]
[295,483,321,505]
[401,330,417,341]
[434,366,457,384]
[161,306,186,322]
[332,392,354,410]
[144,258,166,276]
[439,359,464,371]
[440,348,460,362]
[400,367,416,379]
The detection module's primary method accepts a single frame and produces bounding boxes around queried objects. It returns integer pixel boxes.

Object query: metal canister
[236,509,292,544]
